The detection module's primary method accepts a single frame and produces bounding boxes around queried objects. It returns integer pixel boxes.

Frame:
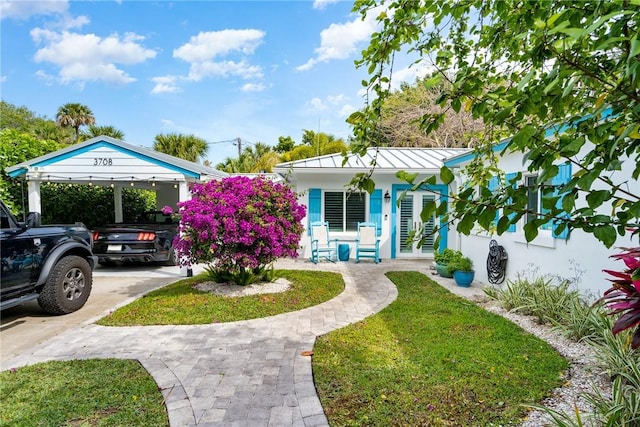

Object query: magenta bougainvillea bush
[172,176,306,284]
[602,246,640,349]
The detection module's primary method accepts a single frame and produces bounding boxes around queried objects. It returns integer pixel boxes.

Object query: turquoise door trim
[390,183,448,259]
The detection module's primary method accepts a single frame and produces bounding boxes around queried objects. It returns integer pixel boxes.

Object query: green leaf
[457,213,475,235]
[585,190,611,209]
[440,166,454,184]
[360,178,376,194]
[630,35,640,59]
[512,125,537,146]
[396,170,418,184]
[496,216,511,234]
[593,225,617,248]
[559,136,585,157]
[478,207,497,229]
[423,74,443,90]
[523,221,539,242]
[420,201,437,222]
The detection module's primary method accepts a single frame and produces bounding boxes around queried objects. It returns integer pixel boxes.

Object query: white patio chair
[355,222,380,263]
[310,221,338,263]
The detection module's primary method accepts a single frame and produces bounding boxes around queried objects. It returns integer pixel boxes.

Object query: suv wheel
[38,255,92,314]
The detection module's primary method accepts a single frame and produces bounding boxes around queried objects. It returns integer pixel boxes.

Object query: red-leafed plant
[602,247,640,349]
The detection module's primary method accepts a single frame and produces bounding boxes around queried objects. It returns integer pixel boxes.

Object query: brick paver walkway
[3,259,483,427]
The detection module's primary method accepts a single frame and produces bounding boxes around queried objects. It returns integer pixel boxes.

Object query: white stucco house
[273,147,468,261]
[274,142,637,296]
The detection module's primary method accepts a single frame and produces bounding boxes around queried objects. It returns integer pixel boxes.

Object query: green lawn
[97,269,345,326]
[3,270,570,426]
[313,271,569,426]
[0,359,168,427]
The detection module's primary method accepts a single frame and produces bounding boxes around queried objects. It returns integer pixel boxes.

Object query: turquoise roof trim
[32,141,200,179]
[444,107,614,168]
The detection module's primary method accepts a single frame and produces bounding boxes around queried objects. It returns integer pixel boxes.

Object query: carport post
[27,179,41,214]
[114,186,123,222]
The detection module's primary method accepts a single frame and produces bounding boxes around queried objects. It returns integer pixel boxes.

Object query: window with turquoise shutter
[488,176,499,227]
[369,189,382,236]
[505,173,517,232]
[550,163,571,239]
[308,188,321,235]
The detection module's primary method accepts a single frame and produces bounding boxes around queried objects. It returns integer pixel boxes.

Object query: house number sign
[93,158,113,166]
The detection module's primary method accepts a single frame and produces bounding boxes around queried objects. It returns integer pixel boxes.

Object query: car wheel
[38,255,92,315]
[164,248,177,266]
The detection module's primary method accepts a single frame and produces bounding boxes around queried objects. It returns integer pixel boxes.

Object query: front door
[396,191,436,258]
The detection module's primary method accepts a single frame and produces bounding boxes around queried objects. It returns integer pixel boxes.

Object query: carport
[5,136,228,220]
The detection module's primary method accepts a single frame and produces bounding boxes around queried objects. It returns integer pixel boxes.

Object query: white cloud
[30,28,157,85]
[173,29,266,83]
[151,76,182,94]
[338,103,356,117]
[297,7,383,71]
[313,0,339,10]
[161,119,176,129]
[188,60,263,81]
[389,63,434,90]
[308,97,328,112]
[241,82,266,92]
[174,29,265,62]
[327,94,348,105]
[0,75,6,83]
[1,0,68,20]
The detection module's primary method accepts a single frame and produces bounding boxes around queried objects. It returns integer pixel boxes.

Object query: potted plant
[449,256,475,287]
[433,249,463,278]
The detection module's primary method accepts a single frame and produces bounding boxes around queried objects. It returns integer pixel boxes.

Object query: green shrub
[483,273,579,325]
[434,248,463,265]
[448,255,473,273]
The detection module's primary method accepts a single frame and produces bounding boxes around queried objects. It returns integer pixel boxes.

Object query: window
[525,175,552,230]
[324,191,365,232]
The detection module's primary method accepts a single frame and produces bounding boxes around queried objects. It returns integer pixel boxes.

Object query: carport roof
[6,136,228,181]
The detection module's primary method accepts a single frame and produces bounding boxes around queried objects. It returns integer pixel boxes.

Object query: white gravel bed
[193,277,291,297]
[478,300,612,426]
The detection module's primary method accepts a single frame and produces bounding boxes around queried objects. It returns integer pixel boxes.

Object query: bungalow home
[273,147,468,261]
[274,143,637,296]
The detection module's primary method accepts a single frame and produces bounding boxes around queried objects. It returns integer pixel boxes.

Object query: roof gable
[6,136,227,181]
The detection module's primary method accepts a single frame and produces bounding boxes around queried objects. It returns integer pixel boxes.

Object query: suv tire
[38,255,93,315]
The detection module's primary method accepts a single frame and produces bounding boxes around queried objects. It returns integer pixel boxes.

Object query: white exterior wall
[454,148,638,296]
[286,171,453,261]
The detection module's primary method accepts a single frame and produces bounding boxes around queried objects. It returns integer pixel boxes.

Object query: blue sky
[1,0,426,166]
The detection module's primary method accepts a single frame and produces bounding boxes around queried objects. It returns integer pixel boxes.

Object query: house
[446,139,637,296]
[273,147,469,261]
[275,141,637,296]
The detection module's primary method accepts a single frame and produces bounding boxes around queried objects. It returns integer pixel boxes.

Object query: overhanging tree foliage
[349,0,639,248]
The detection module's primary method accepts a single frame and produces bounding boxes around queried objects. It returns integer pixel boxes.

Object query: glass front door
[397,192,436,258]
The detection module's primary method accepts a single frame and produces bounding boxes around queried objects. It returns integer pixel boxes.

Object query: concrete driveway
[0,263,186,367]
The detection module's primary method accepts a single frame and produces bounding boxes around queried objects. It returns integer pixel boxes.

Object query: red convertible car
[92,211,178,266]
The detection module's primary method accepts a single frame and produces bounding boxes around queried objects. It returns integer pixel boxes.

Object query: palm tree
[153,133,208,163]
[79,125,125,142]
[56,103,96,142]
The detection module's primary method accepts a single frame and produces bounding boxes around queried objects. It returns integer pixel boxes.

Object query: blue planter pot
[435,263,453,278]
[453,270,475,287]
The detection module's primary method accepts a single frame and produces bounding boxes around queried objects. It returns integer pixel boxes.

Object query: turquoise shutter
[551,163,571,239]
[488,177,499,226]
[505,173,517,232]
[308,188,321,235]
[369,189,382,236]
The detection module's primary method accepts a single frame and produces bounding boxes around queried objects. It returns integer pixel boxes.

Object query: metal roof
[274,147,471,172]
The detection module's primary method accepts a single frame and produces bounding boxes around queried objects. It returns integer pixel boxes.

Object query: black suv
[0,200,97,314]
